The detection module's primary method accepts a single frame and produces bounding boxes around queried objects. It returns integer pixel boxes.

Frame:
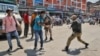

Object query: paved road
[0,23,100,56]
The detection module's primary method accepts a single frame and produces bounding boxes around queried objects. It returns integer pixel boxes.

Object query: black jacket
[71,21,82,33]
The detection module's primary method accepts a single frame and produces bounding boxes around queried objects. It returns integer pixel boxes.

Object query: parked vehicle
[89,18,95,25]
[0,0,22,36]
[54,16,63,26]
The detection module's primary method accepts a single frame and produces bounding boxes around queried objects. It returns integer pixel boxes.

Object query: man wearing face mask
[33,11,45,50]
[2,8,23,52]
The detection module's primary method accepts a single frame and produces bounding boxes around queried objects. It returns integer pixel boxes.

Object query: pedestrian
[64,15,89,52]
[33,11,45,50]
[2,8,23,52]
[44,13,53,41]
[23,11,29,37]
[30,12,37,39]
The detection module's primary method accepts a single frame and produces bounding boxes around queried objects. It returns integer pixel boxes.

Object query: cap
[71,15,77,20]
[6,8,13,13]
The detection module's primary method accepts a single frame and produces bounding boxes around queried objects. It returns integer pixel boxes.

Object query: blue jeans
[34,30,43,48]
[6,30,21,48]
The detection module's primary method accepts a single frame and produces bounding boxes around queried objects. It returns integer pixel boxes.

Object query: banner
[35,0,43,6]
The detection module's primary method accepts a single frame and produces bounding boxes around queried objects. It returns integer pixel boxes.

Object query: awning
[48,10,62,13]
[34,6,46,11]
[19,8,29,11]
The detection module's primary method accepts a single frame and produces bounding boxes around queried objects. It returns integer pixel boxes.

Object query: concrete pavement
[0,23,100,56]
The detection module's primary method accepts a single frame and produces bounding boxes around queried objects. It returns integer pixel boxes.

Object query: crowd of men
[2,8,90,53]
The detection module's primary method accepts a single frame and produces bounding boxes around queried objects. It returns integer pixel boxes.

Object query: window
[77,3,81,7]
[77,0,81,2]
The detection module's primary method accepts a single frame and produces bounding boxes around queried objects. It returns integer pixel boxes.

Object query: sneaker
[18,45,23,49]
[85,43,89,48]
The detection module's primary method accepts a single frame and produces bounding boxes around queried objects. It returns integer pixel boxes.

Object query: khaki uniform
[67,32,87,47]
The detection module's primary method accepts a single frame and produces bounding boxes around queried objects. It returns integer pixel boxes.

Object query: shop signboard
[35,0,43,6]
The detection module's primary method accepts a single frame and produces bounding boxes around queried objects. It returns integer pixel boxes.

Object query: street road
[0,23,100,56]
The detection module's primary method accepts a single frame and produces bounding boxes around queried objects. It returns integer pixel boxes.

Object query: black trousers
[24,23,29,37]
[31,24,34,38]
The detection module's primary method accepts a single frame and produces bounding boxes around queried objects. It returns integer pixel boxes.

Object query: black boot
[50,37,53,41]
[65,46,69,52]
[85,43,89,48]
[18,45,23,49]
[7,46,12,52]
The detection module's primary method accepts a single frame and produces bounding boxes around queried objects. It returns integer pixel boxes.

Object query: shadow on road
[67,48,87,55]
[0,50,12,56]
[43,40,52,43]
[12,48,21,53]
[24,49,45,56]
[0,48,23,56]
[67,49,81,55]
[62,47,87,55]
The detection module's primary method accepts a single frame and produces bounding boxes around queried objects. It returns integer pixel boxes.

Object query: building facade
[17,0,87,15]
[88,0,100,17]
[71,0,87,12]
[44,0,87,12]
